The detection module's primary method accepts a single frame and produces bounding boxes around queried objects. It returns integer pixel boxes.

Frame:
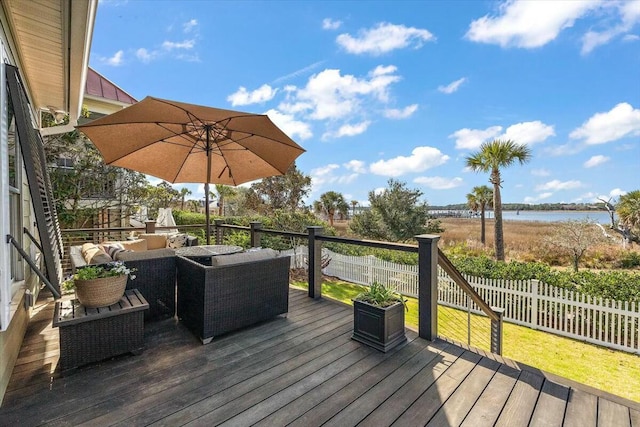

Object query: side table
[53,289,149,371]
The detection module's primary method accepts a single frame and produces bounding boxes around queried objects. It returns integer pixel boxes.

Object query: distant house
[0,0,97,404]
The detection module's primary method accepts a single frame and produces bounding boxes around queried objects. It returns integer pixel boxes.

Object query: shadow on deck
[1,288,639,426]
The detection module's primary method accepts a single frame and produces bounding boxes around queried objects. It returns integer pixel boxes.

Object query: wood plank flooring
[0,288,638,426]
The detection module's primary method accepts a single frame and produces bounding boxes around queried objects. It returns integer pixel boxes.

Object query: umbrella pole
[205,126,211,244]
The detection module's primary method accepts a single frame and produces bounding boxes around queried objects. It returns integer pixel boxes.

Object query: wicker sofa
[69,233,198,320]
[176,250,290,344]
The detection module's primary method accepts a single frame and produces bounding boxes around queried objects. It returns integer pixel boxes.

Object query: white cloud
[264,109,312,141]
[544,143,582,156]
[370,146,449,177]
[383,104,418,119]
[466,0,599,48]
[311,164,340,187]
[583,155,610,168]
[323,121,371,140]
[322,18,342,30]
[531,168,551,177]
[310,164,359,191]
[344,160,367,173]
[609,188,627,198]
[227,84,278,106]
[536,179,583,191]
[336,22,435,55]
[581,1,640,54]
[499,121,555,145]
[373,187,386,196]
[183,19,198,33]
[135,48,154,63]
[105,50,124,66]
[449,126,502,150]
[438,77,467,94]
[289,66,401,120]
[272,61,325,84]
[162,40,195,50]
[524,192,554,203]
[623,34,640,42]
[570,103,640,145]
[414,176,464,190]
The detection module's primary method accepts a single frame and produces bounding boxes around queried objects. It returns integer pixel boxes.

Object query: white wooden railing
[280,247,640,354]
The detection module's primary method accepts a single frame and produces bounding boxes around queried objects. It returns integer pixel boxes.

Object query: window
[56,157,74,168]
[7,94,23,287]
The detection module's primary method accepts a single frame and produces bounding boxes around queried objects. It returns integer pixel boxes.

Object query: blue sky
[89,0,640,207]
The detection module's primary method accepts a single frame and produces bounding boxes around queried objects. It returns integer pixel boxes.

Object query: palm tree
[178,187,192,210]
[351,200,359,218]
[315,191,349,227]
[214,184,237,216]
[617,190,640,235]
[466,140,531,260]
[466,185,493,245]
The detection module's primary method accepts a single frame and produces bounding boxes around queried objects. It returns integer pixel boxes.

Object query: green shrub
[620,251,640,269]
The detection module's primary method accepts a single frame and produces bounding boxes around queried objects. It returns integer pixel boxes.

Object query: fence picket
[315,247,639,354]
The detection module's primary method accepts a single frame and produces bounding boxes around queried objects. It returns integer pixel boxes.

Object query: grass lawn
[291,279,640,403]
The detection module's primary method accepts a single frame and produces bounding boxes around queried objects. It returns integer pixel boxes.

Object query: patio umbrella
[77,96,305,243]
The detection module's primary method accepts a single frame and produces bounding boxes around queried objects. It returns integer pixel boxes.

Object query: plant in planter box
[63,261,136,308]
[352,282,408,352]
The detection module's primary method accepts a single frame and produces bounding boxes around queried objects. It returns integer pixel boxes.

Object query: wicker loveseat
[176,250,290,344]
[69,233,198,320]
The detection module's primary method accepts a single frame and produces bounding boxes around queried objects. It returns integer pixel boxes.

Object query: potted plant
[63,261,136,308]
[352,282,408,352]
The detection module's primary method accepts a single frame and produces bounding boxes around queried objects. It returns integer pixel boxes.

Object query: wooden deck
[1,288,639,426]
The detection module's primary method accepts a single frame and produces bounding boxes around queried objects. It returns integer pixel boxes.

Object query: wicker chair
[69,247,177,321]
[176,254,290,344]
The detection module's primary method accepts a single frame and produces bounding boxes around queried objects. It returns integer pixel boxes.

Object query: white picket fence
[280,247,640,354]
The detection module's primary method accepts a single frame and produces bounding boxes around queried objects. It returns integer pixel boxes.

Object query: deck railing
[212,222,504,354]
[59,221,505,354]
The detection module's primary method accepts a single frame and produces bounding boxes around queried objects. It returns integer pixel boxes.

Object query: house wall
[0,11,40,407]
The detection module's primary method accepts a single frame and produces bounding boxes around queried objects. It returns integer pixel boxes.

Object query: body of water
[431,210,615,224]
[501,210,613,224]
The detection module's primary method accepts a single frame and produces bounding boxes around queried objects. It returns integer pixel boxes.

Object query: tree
[598,193,640,245]
[616,190,640,243]
[466,185,493,245]
[466,140,532,261]
[44,129,149,228]
[350,200,359,218]
[250,163,311,214]
[144,181,180,218]
[544,219,606,272]
[178,188,192,210]
[350,179,431,242]
[214,184,237,216]
[314,191,349,227]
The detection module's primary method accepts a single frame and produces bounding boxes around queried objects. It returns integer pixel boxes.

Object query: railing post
[307,226,323,299]
[416,234,440,341]
[145,220,156,234]
[250,221,263,248]
[491,307,504,355]
[214,219,224,245]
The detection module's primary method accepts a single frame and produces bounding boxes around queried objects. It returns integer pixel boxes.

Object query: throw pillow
[81,243,113,264]
[138,233,168,250]
[166,233,188,249]
[100,242,127,259]
[120,238,148,252]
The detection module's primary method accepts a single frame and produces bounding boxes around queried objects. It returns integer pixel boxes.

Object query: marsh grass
[291,278,640,402]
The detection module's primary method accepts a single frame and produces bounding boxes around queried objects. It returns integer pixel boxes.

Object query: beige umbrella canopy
[77,96,305,243]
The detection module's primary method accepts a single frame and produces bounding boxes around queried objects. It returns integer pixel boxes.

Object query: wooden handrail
[437,248,500,322]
